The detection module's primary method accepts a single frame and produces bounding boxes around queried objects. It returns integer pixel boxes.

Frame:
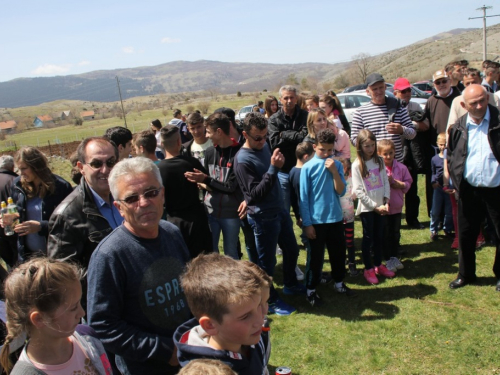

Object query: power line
[469,5,500,60]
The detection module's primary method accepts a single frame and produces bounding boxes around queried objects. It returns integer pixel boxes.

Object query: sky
[0,0,498,83]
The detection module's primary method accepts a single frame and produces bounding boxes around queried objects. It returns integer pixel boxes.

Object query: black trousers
[384,213,402,260]
[404,167,420,224]
[458,181,500,279]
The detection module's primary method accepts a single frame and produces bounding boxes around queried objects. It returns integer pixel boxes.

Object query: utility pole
[469,5,500,61]
[116,76,128,129]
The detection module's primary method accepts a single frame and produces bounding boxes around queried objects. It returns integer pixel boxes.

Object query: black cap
[365,73,385,87]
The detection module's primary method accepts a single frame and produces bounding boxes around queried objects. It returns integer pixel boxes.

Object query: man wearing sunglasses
[87,157,190,375]
[48,137,122,304]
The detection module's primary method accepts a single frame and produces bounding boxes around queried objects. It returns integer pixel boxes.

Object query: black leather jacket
[47,178,114,270]
[447,104,500,193]
[12,174,72,259]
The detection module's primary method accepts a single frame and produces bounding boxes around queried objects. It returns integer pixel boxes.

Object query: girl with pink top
[305,109,350,159]
[378,139,413,272]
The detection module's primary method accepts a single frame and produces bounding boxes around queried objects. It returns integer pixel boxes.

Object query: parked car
[336,90,427,125]
[413,81,433,94]
[235,104,257,124]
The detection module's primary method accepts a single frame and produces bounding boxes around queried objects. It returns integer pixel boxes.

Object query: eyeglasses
[117,188,162,205]
[434,79,449,86]
[246,133,268,142]
[85,158,117,170]
[400,88,412,94]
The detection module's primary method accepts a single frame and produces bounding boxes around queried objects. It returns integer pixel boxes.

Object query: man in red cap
[393,78,429,230]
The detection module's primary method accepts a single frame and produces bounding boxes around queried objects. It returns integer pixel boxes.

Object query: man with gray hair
[87,157,191,375]
[0,155,18,267]
[268,85,309,211]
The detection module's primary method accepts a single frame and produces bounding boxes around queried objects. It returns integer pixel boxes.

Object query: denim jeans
[240,216,258,263]
[278,171,291,213]
[207,214,241,260]
[247,208,299,301]
[360,211,386,269]
[430,187,453,233]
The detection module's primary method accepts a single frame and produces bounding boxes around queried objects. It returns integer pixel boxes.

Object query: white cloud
[161,37,180,44]
[122,46,135,54]
[31,64,71,76]
[78,60,90,66]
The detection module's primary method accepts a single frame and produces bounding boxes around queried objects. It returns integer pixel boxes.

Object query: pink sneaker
[375,264,396,278]
[451,237,459,249]
[364,268,379,284]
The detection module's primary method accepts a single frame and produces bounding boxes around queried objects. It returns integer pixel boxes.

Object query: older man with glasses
[48,136,122,307]
[87,157,190,375]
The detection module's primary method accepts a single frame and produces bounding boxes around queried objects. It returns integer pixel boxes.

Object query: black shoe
[496,279,500,292]
[307,292,324,307]
[334,282,356,296]
[320,272,333,284]
[408,220,425,229]
[449,276,476,289]
[348,263,359,277]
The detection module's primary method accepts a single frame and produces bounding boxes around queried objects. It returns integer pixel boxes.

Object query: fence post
[48,140,52,156]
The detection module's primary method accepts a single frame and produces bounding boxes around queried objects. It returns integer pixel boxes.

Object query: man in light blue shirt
[447,84,500,291]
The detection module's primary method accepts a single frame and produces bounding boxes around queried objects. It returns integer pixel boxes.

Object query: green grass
[230,180,500,375]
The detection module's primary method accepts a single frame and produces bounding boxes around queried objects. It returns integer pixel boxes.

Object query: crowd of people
[0,58,498,374]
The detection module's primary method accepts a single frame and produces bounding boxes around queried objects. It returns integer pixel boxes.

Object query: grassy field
[259,180,500,375]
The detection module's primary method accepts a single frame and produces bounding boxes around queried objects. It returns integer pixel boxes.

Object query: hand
[14,220,40,236]
[445,188,456,195]
[386,122,403,135]
[304,225,316,240]
[296,218,302,228]
[432,182,440,189]
[374,205,388,215]
[324,158,336,173]
[271,148,285,168]
[168,347,179,366]
[184,168,207,183]
[387,175,395,185]
[237,201,247,220]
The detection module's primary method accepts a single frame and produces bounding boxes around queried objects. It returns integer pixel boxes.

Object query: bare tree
[198,101,211,114]
[351,53,373,84]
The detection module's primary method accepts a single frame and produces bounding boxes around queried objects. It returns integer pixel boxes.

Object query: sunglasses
[117,188,162,205]
[246,133,268,142]
[400,88,412,94]
[434,79,449,85]
[85,158,117,170]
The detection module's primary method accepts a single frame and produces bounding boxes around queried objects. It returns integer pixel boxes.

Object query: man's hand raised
[271,148,285,169]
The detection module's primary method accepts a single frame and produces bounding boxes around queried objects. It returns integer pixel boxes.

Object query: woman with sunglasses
[9,147,73,260]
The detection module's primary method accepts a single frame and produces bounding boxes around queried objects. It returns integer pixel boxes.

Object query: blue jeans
[430,187,453,233]
[278,171,291,213]
[360,211,386,270]
[208,214,241,260]
[247,208,300,301]
[241,217,258,263]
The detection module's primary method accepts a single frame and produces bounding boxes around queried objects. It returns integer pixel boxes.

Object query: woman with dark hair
[264,95,279,118]
[10,147,73,259]
[150,119,165,159]
[320,94,351,136]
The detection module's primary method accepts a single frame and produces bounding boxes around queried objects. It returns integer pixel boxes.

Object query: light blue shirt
[464,107,500,187]
[89,187,123,229]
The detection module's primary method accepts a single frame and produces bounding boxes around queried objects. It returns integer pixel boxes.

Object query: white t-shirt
[190,139,213,164]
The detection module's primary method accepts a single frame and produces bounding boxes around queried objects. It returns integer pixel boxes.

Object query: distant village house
[33,115,54,128]
[51,110,72,121]
[0,120,17,134]
[80,110,95,121]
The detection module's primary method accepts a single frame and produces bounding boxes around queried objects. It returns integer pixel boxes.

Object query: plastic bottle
[1,201,14,236]
[5,197,19,236]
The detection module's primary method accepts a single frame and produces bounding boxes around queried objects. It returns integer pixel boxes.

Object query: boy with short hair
[174,253,270,375]
[430,132,454,240]
[133,130,159,163]
[299,128,354,306]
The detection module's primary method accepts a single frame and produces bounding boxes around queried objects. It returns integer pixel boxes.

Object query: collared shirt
[464,107,500,187]
[89,187,123,229]
[481,78,497,93]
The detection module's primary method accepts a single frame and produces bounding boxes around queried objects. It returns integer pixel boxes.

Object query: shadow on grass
[288,282,438,321]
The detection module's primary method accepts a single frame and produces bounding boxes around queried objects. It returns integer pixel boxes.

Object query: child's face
[314,142,334,159]
[42,280,85,338]
[378,146,395,166]
[319,102,333,116]
[361,139,376,160]
[313,113,328,133]
[306,100,318,112]
[437,138,446,153]
[212,293,265,352]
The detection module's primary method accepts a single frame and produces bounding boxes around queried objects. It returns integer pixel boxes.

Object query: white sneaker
[390,257,404,270]
[295,266,304,281]
[385,258,398,273]
[276,246,283,256]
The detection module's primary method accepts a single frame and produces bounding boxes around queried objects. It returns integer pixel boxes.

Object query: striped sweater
[351,100,416,162]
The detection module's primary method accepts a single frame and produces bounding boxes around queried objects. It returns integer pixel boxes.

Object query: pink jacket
[385,159,412,215]
[334,129,351,160]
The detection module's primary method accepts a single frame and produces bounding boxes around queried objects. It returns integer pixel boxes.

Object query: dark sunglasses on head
[400,88,412,94]
[247,133,268,142]
[118,188,162,205]
[86,158,117,170]
[435,79,449,85]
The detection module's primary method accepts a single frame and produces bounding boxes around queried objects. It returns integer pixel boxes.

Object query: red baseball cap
[393,78,411,91]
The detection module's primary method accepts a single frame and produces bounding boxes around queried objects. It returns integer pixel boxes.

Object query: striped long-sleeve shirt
[351,100,416,162]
